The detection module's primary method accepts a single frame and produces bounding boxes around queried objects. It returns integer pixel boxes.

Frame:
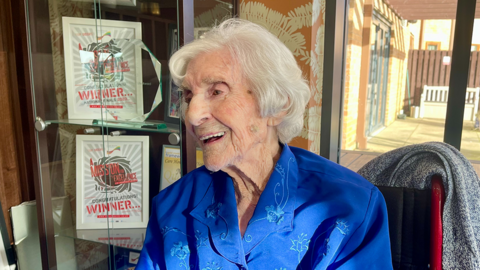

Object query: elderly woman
[137,19,392,269]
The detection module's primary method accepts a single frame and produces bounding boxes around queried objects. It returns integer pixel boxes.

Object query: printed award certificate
[196,148,204,168]
[160,145,181,191]
[160,146,204,191]
[63,17,142,120]
[76,135,149,229]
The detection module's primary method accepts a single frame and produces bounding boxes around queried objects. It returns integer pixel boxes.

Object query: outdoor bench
[419,85,480,121]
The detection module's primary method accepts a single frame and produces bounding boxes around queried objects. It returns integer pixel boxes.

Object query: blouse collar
[189,144,299,263]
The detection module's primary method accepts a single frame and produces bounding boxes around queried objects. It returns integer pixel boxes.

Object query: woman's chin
[204,160,225,173]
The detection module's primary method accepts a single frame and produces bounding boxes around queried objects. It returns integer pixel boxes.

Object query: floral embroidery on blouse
[276,163,285,177]
[201,261,223,270]
[335,220,349,235]
[195,230,208,248]
[290,233,310,263]
[205,197,230,240]
[309,219,349,264]
[206,202,222,219]
[161,226,209,250]
[160,226,182,237]
[266,158,295,225]
[247,158,295,227]
[265,205,285,225]
[171,242,190,269]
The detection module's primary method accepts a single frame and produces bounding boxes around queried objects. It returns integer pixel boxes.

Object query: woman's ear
[267,109,287,127]
[268,99,290,127]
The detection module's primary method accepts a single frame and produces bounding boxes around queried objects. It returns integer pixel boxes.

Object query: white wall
[472,19,480,45]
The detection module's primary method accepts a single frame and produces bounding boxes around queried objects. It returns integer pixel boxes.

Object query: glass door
[24,0,237,268]
[24,1,181,269]
[366,15,391,137]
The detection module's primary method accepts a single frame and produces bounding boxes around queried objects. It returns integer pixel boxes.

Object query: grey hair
[169,18,310,143]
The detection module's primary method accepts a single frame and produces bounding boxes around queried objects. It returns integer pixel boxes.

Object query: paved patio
[359,117,480,161]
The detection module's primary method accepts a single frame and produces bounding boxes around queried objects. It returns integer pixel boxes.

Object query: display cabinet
[22,0,236,269]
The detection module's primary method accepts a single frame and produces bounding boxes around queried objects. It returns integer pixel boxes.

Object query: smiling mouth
[199,131,225,144]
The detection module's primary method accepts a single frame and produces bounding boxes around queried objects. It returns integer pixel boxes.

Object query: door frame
[366,12,391,137]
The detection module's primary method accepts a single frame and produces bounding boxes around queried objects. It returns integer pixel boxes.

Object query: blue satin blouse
[137,145,393,269]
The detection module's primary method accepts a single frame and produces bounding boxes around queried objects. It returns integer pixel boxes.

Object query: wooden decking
[341,150,480,177]
[340,151,380,172]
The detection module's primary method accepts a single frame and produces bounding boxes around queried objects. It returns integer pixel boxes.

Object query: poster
[196,148,204,168]
[63,17,143,120]
[76,135,149,229]
[160,146,204,191]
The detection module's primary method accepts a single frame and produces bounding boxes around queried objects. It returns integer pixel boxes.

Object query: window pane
[340,3,461,171]
[461,18,480,165]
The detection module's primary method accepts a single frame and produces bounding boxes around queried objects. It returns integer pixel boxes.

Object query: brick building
[411,19,480,51]
[342,4,480,151]
[343,0,413,150]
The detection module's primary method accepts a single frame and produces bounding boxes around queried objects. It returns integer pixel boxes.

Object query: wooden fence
[404,50,480,114]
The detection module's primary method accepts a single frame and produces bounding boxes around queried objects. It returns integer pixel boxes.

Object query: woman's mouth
[199,131,225,144]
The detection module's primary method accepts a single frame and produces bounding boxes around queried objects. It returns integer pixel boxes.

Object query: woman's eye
[213,90,222,96]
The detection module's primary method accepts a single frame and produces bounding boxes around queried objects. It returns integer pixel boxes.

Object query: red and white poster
[76,135,149,229]
[63,17,143,120]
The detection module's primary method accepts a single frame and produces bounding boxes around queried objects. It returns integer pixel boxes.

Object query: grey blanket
[357,141,480,269]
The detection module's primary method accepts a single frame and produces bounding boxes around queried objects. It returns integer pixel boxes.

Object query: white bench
[419,85,480,121]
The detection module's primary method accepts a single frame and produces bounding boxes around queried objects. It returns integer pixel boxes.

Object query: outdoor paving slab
[364,119,419,152]
[405,134,444,144]
[459,141,480,160]
[367,138,406,152]
[461,133,479,143]
[375,126,418,139]
[360,117,480,161]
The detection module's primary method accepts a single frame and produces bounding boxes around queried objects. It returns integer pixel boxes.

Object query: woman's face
[182,49,272,172]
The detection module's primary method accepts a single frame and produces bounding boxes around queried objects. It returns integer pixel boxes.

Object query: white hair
[169,18,311,143]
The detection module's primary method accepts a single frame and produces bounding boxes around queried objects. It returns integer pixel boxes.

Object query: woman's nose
[186,95,211,126]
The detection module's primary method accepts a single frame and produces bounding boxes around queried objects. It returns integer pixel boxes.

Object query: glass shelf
[44,119,180,134]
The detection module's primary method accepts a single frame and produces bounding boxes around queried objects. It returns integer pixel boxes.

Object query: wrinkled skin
[182,49,286,235]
